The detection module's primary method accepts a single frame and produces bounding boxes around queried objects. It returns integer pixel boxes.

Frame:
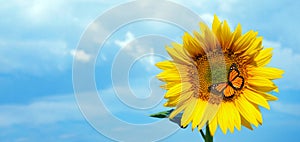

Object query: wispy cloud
[114,31,147,58]
[0,87,177,141]
[0,0,121,25]
[264,40,300,90]
[0,39,71,75]
[199,13,214,25]
[271,102,300,116]
[114,32,135,49]
[113,31,162,72]
[0,95,82,127]
[0,0,124,76]
[0,0,299,141]
[70,49,92,63]
[216,0,238,13]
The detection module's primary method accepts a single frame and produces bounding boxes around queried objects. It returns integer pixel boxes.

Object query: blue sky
[0,0,300,141]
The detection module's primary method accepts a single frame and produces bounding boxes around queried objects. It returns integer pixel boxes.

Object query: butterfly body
[208,63,244,98]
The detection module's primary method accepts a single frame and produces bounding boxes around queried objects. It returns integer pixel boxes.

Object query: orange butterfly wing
[214,82,227,92]
[208,82,227,95]
[230,76,244,90]
[224,63,244,97]
[209,82,235,97]
[228,63,244,90]
[208,63,244,98]
[228,64,239,82]
[223,85,235,97]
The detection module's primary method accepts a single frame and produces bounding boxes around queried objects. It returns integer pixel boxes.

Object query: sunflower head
[156,15,284,135]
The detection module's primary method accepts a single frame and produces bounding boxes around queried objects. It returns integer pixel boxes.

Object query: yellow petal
[261,93,278,101]
[212,14,221,34]
[164,82,192,98]
[166,46,192,65]
[226,103,236,133]
[164,96,179,107]
[193,31,210,52]
[243,88,270,110]
[155,60,175,70]
[214,23,223,48]
[183,33,205,57]
[254,48,273,67]
[160,81,179,90]
[200,103,219,127]
[241,115,253,130]
[174,90,192,103]
[235,95,259,127]
[232,31,257,53]
[246,36,263,55]
[172,42,193,62]
[169,99,190,119]
[248,87,278,101]
[156,70,180,82]
[200,22,217,51]
[274,87,279,93]
[220,20,232,49]
[209,116,218,136]
[230,102,241,131]
[227,24,242,50]
[181,99,197,127]
[248,76,277,92]
[192,100,207,129]
[248,67,284,80]
[218,103,228,134]
[252,103,263,125]
[219,103,236,134]
[239,37,263,64]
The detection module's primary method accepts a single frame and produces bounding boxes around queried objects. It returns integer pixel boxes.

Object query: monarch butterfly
[208,63,244,98]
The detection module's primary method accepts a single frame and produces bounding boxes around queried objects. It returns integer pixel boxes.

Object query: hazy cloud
[70,49,92,63]
[264,40,300,90]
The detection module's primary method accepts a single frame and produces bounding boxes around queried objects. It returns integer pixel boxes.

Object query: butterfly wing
[228,63,240,81]
[228,63,244,90]
[209,82,235,98]
[230,76,244,90]
[223,63,245,97]
[208,82,227,95]
[223,84,235,97]
[209,63,244,98]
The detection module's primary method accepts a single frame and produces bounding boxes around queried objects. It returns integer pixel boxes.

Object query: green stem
[205,124,213,142]
[200,129,205,140]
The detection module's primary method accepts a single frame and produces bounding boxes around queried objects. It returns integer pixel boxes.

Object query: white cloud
[264,40,300,90]
[113,31,166,72]
[0,87,177,141]
[0,86,161,127]
[114,32,135,49]
[2,0,121,25]
[271,102,300,116]
[0,95,82,127]
[216,0,238,13]
[70,49,92,63]
[15,137,29,142]
[100,53,107,61]
[199,13,214,25]
[59,133,77,139]
[0,88,126,128]
[0,39,70,75]
[20,0,67,24]
[139,48,162,72]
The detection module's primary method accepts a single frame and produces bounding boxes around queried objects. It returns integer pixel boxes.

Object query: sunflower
[156,15,284,135]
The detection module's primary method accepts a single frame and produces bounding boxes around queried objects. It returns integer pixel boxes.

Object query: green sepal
[149,109,174,118]
[205,124,213,142]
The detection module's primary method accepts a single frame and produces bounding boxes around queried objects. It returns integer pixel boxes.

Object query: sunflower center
[192,50,243,102]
